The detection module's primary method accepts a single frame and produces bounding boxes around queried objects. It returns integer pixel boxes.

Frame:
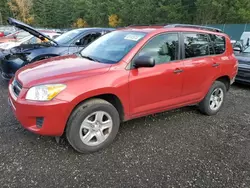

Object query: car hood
[7,43,54,54]
[16,54,112,88]
[7,17,58,46]
[236,53,250,65]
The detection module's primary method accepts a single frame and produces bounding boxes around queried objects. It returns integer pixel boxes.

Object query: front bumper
[8,82,71,136]
[0,52,28,80]
[0,55,13,80]
[0,68,13,80]
[235,67,250,84]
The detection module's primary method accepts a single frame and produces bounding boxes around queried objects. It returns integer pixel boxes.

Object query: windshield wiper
[80,54,99,62]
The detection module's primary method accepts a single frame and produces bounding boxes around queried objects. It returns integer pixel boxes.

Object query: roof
[72,28,115,32]
[118,25,226,36]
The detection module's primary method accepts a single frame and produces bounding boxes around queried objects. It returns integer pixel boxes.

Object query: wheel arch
[200,75,231,103]
[216,75,231,91]
[68,93,126,124]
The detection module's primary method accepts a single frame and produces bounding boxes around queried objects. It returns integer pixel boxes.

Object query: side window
[183,33,210,58]
[209,34,226,54]
[101,30,110,35]
[30,37,38,44]
[52,35,60,39]
[78,32,102,46]
[135,33,179,65]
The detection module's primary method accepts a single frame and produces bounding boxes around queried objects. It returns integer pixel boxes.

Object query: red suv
[8,24,238,153]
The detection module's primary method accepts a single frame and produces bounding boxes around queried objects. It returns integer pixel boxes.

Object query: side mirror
[133,56,155,68]
[75,39,81,45]
[233,47,242,52]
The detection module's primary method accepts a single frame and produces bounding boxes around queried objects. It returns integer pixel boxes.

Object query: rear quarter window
[209,34,226,55]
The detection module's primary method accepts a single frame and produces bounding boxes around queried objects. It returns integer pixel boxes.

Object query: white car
[0,32,60,50]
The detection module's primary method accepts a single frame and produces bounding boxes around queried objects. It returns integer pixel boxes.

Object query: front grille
[237,68,250,79]
[12,79,22,97]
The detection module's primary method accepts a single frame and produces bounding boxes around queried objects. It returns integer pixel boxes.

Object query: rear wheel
[66,99,120,153]
[199,81,227,115]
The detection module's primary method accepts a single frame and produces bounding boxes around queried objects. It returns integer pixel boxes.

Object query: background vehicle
[231,40,244,54]
[0,31,32,43]
[0,30,60,44]
[8,24,237,153]
[232,31,250,54]
[240,31,250,47]
[0,31,10,37]
[235,46,250,84]
[0,32,60,50]
[0,26,18,38]
[0,18,114,79]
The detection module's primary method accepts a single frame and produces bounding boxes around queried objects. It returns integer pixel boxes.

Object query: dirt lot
[0,77,249,188]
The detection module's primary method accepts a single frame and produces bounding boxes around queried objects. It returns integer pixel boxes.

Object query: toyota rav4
[8,24,238,153]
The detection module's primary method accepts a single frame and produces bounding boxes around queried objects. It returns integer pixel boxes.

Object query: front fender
[66,87,129,120]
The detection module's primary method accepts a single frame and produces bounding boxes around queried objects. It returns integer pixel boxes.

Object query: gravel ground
[0,77,249,188]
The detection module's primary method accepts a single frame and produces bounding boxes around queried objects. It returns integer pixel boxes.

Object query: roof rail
[127,24,167,27]
[164,24,222,33]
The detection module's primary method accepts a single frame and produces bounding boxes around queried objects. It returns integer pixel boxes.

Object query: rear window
[182,32,226,59]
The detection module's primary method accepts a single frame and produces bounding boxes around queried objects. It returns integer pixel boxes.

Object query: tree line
[1,0,250,28]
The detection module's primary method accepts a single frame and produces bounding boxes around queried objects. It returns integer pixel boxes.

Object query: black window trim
[127,32,182,70]
[180,31,226,60]
[207,34,216,55]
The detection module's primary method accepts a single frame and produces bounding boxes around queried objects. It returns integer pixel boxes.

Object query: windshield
[243,46,250,53]
[80,31,146,64]
[19,35,33,43]
[16,31,30,40]
[55,29,83,45]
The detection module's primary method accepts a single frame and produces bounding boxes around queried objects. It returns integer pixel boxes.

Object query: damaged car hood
[236,53,250,65]
[7,17,58,46]
[4,42,56,55]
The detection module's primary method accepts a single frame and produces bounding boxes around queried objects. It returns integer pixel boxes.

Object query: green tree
[156,0,184,24]
[0,0,11,25]
[2,0,250,28]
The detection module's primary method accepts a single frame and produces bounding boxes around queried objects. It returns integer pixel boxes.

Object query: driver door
[129,32,184,117]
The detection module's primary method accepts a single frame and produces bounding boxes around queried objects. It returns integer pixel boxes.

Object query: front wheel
[199,81,227,116]
[66,99,120,153]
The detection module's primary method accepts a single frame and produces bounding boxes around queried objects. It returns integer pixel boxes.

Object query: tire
[199,81,227,116]
[66,99,120,153]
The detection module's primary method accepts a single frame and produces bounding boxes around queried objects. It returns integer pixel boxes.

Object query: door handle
[173,68,183,74]
[212,63,220,67]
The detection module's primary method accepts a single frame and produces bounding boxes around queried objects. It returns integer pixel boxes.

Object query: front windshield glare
[80,31,146,64]
[244,46,250,53]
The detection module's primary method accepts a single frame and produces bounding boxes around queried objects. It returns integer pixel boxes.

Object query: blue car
[0,17,114,80]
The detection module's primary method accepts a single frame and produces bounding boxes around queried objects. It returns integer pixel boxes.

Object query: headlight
[26,84,66,101]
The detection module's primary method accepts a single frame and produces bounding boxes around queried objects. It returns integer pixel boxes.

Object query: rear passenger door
[180,32,223,100]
